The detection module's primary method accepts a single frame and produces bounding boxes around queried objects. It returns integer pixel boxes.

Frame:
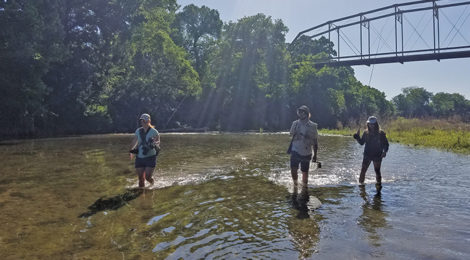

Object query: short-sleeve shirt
[135,127,159,158]
[290,119,318,156]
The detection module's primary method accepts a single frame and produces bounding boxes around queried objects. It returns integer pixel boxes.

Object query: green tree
[393,87,433,118]
[0,0,66,137]
[289,49,393,128]
[174,4,222,76]
[431,92,470,119]
[289,35,336,63]
[106,0,200,131]
[171,4,222,128]
[40,0,145,135]
[212,14,290,130]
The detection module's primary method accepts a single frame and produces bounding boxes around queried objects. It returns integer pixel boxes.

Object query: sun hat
[297,105,310,114]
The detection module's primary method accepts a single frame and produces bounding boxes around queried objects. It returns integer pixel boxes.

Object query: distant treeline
[1,1,469,138]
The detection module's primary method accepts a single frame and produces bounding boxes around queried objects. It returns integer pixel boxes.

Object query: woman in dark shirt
[353,116,389,185]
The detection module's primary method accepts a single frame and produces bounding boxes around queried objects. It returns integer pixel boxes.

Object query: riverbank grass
[320,118,470,154]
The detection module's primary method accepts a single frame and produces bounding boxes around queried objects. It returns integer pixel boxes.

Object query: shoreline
[2,118,469,154]
[319,118,470,154]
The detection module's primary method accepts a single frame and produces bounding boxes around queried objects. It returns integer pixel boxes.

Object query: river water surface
[0,133,469,259]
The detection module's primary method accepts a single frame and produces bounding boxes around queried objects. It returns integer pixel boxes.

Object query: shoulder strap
[138,127,147,143]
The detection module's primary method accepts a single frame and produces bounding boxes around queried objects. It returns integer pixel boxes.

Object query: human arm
[289,120,302,137]
[129,136,138,159]
[353,128,360,140]
[312,142,318,162]
[381,131,389,158]
[151,133,160,150]
[289,120,298,136]
[154,134,160,146]
[354,129,366,145]
[312,124,318,162]
[148,130,161,155]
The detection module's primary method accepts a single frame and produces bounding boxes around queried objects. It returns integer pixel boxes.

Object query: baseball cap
[367,116,377,124]
[139,113,151,122]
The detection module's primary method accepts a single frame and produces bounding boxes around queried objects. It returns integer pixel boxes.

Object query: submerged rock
[78,189,143,218]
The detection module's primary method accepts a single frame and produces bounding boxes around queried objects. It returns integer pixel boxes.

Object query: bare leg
[302,171,308,185]
[359,185,367,202]
[291,167,298,186]
[136,168,145,187]
[291,185,299,209]
[299,185,309,204]
[144,167,155,185]
[372,160,382,185]
[359,158,372,184]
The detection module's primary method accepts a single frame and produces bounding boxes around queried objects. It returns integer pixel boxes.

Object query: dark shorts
[363,155,382,164]
[290,151,312,172]
[135,156,157,168]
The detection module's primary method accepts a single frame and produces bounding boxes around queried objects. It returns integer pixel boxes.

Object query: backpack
[138,127,160,156]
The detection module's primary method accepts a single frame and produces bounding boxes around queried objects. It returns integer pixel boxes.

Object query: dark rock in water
[290,186,322,219]
[79,189,143,218]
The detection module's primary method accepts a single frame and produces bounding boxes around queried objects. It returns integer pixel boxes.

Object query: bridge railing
[293,0,470,66]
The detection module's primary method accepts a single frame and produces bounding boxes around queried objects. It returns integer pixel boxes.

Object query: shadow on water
[287,186,322,258]
[290,186,322,219]
[358,185,388,246]
[78,188,143,218]
[309,185,354,204]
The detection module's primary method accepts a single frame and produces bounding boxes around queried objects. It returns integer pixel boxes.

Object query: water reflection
[79,188,143,218]
[1,134,469,259]
[288,186,320,258]
[291,186,310,219]
[358,185,388,247]
[290,186,322,219]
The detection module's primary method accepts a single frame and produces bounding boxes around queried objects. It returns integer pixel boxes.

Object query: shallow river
[0,133,469,259]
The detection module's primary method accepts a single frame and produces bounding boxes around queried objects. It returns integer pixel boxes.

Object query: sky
[177,0,470,100]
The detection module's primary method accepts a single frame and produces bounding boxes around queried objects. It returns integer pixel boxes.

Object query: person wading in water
[353,116,389,187]
[129,113,160,188]
[289,105,319,186]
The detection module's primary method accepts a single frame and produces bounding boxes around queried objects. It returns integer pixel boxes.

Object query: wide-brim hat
[297,105,310,114]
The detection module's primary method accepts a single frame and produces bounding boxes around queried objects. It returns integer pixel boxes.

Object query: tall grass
[320,117,470,154]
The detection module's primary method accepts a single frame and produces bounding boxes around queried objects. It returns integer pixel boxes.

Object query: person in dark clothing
[353,116,389,185]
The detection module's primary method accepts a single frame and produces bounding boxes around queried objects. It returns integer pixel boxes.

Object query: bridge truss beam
[293,0,470,67]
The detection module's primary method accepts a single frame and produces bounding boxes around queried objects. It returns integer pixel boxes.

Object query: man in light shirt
[289,105,319,186]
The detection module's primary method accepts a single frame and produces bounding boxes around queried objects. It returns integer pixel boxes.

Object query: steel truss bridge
[293,0,470,66]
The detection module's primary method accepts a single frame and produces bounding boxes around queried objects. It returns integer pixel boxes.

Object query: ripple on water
[156,229,292,259]
[127,168,235,189]
[2,134,469,259]
[162,226,175,233]
[147,213,170,226]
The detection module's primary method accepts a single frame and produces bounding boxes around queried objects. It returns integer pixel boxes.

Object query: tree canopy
[0,1,468,138]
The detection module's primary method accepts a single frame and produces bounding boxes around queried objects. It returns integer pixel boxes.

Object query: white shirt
[290,119,318,156]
